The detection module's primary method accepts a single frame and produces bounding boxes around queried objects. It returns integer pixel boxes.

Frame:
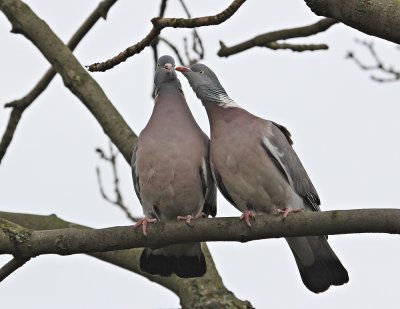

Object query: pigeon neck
[155,82,182,99]
[200,87,241,108]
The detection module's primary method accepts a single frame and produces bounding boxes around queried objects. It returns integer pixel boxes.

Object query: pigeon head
[154,55,181,95]
[176,63,233,106]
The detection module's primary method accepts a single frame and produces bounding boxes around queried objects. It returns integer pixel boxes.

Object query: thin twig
[0,257,30,282]
[347,39,400,83]
[218,18,338,57]
[158,37,186,65]
[265,42,329,52]
[87,0,246,72]
[151,0,169,98]
[95,143,140,222]
[178,0,204,64]
[0,0,119,164]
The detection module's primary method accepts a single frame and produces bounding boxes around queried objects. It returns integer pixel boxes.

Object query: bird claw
[240,210,256,227]
[134,217,157,236]
[177,213,204,227]
[177,215,194,224]
[177,212,205,223]
[277,207,304,219]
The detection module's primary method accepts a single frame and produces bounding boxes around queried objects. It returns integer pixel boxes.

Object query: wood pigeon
[176,63,349,292]
[131,56,216,278]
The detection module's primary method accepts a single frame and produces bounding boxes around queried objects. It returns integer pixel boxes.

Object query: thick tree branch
[0,0,119,164]
[0,211,252,308]
[304,0,400,44]
[0,0,136,163]
[87,0,246,72]
[218,18,337,57]
[1,209,399,257]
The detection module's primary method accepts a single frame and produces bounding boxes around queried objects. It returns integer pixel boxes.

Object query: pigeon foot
[134,217,157,236]
[177,213,204,225]
[277,207,304,219]
[240,210,256,227]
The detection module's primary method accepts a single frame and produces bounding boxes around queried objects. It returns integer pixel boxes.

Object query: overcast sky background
[0,1,399,308]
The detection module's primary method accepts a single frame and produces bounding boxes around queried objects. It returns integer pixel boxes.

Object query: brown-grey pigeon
[131,56,216,278]
[176,63,348,292]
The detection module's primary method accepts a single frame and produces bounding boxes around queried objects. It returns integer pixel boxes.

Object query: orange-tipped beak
[175,66,192,72]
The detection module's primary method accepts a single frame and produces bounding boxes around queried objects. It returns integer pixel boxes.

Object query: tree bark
[304,0,400,44]
[1,209,400,257]
[0,211,252,309]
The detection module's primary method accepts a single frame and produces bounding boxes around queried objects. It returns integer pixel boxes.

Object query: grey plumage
[176,63,348,292]
[131,56,216,278]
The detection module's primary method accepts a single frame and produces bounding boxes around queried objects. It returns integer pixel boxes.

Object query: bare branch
[95,142,141,222]
[157,1,206,67]
[0,0,137,163]
[158,37,186,65]
[87,0,246,72]
[265,42,328,52]
[151,0,169,98]
[305,0,400,45]
[1,209,400,257]
[178,0,204,64]
[218,18,338,57]
[347,40,400,83]
[0,257,30,282]
[0,0,119,164]
[0,211,252,308]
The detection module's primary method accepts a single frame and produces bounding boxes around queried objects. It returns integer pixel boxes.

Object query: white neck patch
[205,88,241,108]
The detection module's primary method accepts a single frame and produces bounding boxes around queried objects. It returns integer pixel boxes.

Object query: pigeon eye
[157,63,160,67]
[199,70,205,75]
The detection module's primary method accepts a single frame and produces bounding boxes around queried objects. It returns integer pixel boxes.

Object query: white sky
[0,1,399,308]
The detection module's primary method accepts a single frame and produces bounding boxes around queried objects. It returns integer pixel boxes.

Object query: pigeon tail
[140,243,206,278]
[286,236,349,293]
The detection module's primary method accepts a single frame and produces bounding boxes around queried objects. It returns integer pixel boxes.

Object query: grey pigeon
[176,63,348,292]
[131,56,216,278]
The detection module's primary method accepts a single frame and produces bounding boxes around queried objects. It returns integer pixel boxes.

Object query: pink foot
[177,213,204,224]
[134,217,157,236]
[277,207,304,218]
[240,210,256,227]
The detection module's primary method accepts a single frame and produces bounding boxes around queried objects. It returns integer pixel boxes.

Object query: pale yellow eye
[199,70,205,75]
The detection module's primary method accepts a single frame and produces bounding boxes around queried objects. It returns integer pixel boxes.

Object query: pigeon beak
[164,63,173,73]
[175,66,192,73]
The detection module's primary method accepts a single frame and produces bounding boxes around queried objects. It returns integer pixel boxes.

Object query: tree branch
[304,0,400,44]
[347,39,400,83]
[0,0,137,163]
[218,18,337,57]
[95,143,141,222]
[159,37,186,65]
[0,0,119,164]
[0,211,252,308]
[87,0,246,72]
[265,42,329,52]
[0,257,30,282]
[1,209,399,257]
